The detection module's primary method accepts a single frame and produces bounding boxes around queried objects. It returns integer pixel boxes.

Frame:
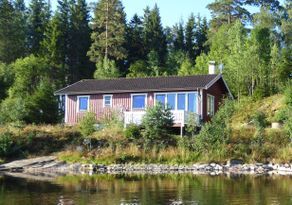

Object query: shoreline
[1,156,291,176]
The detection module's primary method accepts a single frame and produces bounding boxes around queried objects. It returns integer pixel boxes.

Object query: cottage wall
[202,78,229,122]
[66,92,155,124]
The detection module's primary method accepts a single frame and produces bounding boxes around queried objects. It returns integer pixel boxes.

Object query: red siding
[202,79,229,121]
[66,86,226,125]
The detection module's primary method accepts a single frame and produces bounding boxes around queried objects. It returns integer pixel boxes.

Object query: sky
[25,0,286,27]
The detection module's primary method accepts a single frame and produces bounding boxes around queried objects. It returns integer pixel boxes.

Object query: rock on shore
[1,157,292,175]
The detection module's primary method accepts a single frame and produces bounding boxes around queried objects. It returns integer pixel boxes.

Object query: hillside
[230,94,285,129]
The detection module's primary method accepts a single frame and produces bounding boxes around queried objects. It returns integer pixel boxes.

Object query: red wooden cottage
[55,64,232,133]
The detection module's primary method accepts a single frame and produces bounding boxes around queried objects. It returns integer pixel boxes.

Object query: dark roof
[55,74,221,95]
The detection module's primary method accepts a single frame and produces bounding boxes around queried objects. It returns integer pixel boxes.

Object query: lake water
[0,173,291,205]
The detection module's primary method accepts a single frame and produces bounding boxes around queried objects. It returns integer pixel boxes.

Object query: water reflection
[0,173,291,205]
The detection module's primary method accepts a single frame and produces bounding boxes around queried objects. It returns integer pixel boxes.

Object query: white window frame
[207,94,215,116]
[154,92,199,113]
[131,93,147,110]
[77,95,90,112]
[103,95,113,108]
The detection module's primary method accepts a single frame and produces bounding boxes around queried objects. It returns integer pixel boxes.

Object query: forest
[0,0,291,124]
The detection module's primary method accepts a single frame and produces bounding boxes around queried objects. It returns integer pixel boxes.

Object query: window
[155,94,166,105]
[132,94,147,110]
[103,95,112,107]
[207,94,215,116]
[167,93,176,109]
[177,94,186,110]
[77,96,89,112]
[188,93,197,112]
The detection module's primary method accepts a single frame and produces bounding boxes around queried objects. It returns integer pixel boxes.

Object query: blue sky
[25,0,285,27]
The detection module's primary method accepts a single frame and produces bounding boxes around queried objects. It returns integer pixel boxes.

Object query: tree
[207,0,250,30]
[68,0,92,83]
[88,0,127,63]
[143,4,167,67]
[0,55,59,124]
[185,13,196,61]
[127,60,149,77]
[42,0,92,86]
[28,0,50,54]
[195,16,209,56]
[126,14,145,67]
[178,57,194,76]
[172,21,185,52]
[142,103,174,148]
[0,0,26,63]
[94,57,120,79]
[0,62,14,101]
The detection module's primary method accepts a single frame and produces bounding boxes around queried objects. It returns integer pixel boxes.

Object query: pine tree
[207,0,250,30]
[68,0,92,82]
[172,21,185,52]
[143,4,167,67]
[126,14,145,66]
[28,0,50,54]
[88,0,127,63]
[0,0,26,63]
[185,13,196,61]
[195,16,209,56]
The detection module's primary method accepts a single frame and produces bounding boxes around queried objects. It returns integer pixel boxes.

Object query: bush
[185,112,199,137]
[142,103,174,148]
[79,112,96,138]
[252,111,267,130]
[194,99,235,151]
[0,131,13,157]
[124,123,142,142]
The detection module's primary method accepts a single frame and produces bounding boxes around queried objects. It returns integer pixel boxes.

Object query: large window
[103,95,112,107]
[154,92,198,112]
[132,94,147,110]
[77,96,89,112]
[188,93,197,112]
[155,94,166,105]
[177,94,186,110]
[207,94,215,116]
[167,94,176,109]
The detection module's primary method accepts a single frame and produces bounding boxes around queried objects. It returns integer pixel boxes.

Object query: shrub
[252,111,267,131]
[185,113,199,137]
[142,103,174,148]
[0,131,13,157]
[124,123,142,142]
[194,99,235,151]
[79,112,96,138]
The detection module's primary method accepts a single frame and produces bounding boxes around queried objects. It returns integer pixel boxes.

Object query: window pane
[177,94,186,110]
[133,95,146,109]
[155,94,165,105]
[167,94,176,110]
[79,97,88,110]
[104,96,112,106]
[188,93,197,112]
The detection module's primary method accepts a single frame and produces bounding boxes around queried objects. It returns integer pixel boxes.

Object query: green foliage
[252,111,267,131]
[78,112,96,138]
[127,60,149,77]
[143,5,167,67]
[0,131,13,157]
[142,103,174,148]
[178,57,194,76]
[194,99,235,151]
[94,57,120,79]
[0,0,26,63]
[0,55,58,124]
[88,0,127,63]
[124,123,142,142]
[0,62,14,101]
[185,113,199,137]
[28,0,50,54]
